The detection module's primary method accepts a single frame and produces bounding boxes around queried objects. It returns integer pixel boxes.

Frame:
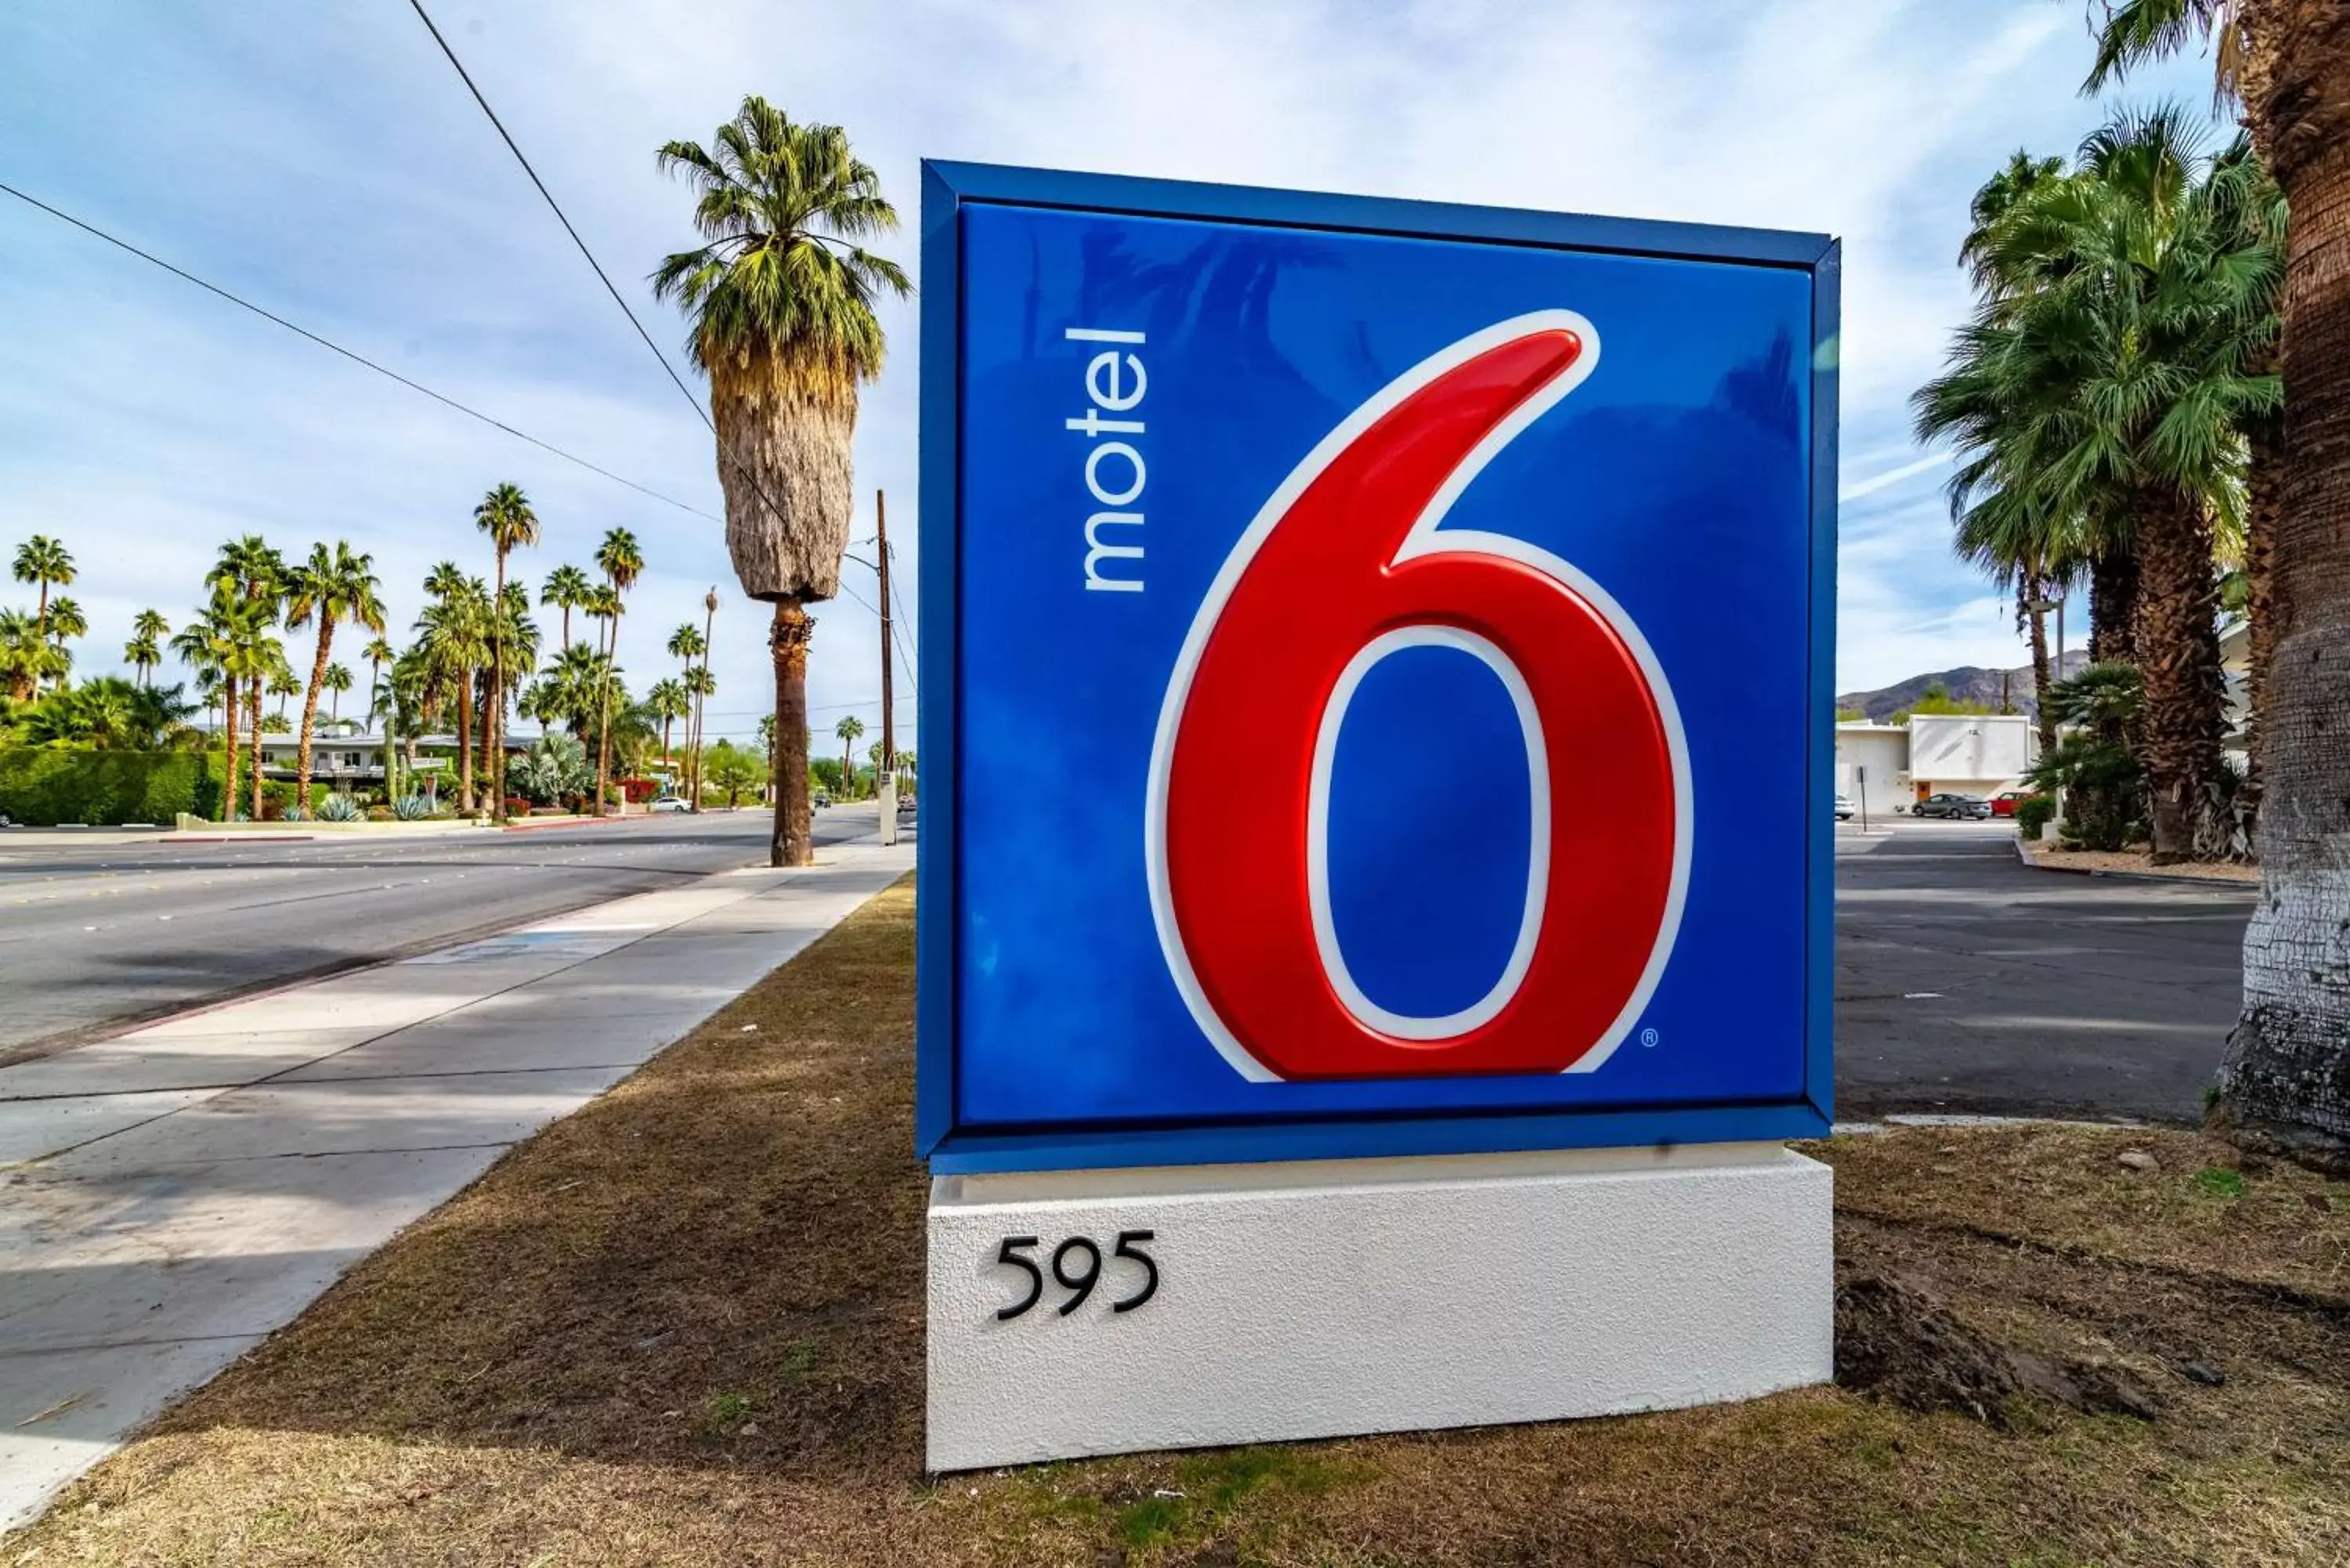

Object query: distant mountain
[1837,649,2088,722]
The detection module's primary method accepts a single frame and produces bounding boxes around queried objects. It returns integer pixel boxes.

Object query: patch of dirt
[1835,1269,2160,1426]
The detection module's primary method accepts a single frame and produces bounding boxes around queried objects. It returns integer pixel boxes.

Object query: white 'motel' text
[1070,327,1146,592]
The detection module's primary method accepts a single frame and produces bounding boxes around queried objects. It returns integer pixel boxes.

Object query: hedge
[0,748,225,826]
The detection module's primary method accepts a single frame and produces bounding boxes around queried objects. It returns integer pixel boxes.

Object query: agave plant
[316,793,363,822]
[392,794,434,822]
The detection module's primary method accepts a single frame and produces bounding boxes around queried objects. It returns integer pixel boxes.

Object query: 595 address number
[993,1230,1158,1320]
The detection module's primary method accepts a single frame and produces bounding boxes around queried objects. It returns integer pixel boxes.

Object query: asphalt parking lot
[1835,818,2256,1123]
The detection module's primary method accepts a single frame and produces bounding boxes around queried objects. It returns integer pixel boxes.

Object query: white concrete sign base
[926,1142,1832,1472]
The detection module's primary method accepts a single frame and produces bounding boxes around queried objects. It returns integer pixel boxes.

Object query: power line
[403,0,831,608]
[403,0,714,438]
[0,178,719,522]
[407,2,917,674]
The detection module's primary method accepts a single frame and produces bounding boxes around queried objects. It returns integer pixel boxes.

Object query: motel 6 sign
[916,163,1839,1172]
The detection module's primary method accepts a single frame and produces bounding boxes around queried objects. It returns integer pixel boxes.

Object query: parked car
[1987,789,2036,818]
[649,795,692,814]
[813,789,832,809]
[1833,793,1856,821]
[1914,792,1991,821]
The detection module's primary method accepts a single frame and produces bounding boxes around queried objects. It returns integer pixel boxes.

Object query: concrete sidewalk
[0,837,914,1530]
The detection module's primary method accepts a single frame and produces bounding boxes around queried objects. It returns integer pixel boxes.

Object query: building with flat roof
[1835,714,2039,813]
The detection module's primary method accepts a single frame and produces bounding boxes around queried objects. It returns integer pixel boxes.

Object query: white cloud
[0,1,2218,721]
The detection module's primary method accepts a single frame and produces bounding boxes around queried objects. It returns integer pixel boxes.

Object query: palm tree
[323,662,352,721]
[283,541,386,801]
[654,96,909,865]
[39,596,86,690]
[0,609,61,702]
[529,640,616,738]
[211,535,285,820]
[835,714,864,798]
[685,661,717,803]
[126,609,168,688]
[691,586,718,807]
[362,634,396,728]
[472,485,540,820]
[648,677,689,767]
[492,580,542,795]
[540,562,594,650]
[2087,0,2350,1158]
[663,620,706,784]
[1916,107,2280,862]
[591,527,642,812]
[416,569,491,812]
[11,535,74,639]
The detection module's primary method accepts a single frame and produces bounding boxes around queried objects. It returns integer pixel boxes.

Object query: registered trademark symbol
[1640,1028,1660,1049]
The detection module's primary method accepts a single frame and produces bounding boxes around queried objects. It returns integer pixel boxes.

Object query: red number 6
[1147,312,1690,1082]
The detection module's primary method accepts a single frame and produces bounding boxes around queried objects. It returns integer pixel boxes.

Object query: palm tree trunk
[770,601,813,867]
[490,553,506,823]
[2242,406,2283,824]
[456,677,474,813]
[2025,581,2055,756]
[595,612,616,815]
[248,683,265,822]
[2218,108,2350,1160]
[2135,484,2227,863]
[222,675,240,821]
[2088,547,2141,664]
[296,620,333,804]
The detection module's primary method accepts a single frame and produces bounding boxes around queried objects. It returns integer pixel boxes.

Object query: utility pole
[693,586,717,810]
[876,488,898,846]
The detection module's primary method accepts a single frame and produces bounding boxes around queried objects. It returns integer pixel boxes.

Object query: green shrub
[2013,793,2056,838]
[0,748,227,826]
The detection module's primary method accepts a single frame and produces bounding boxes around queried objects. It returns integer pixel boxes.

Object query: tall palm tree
[654,96,909,865]
[284,541,386,800]
[212,535,285,820]
[664,621,705,782]
[472,485,540,819]
[323,662,352,721]
[835,714,864,797]
[361,634,396,728]
[591,528,642,812]
[128,609,168,688]
[540,563,593,650]
[10,535,73,639]
[691,586,718,807]
[492,580,542,793]
[415,573,491,812]
[1917,108,2280,862]
[40,596,86,691]
[647,677,689,766]
[2093,0,2350,1155]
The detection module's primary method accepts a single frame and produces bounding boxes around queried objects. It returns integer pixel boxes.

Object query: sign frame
[916,159,1839,1175]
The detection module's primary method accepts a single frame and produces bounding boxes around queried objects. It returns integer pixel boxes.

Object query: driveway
[1835,819,2255,1123]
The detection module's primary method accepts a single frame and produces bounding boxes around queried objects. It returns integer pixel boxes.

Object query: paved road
[1836,818,2255,1124]
[0,806,881,1057]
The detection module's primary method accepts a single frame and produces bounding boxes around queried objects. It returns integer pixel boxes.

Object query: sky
[0,1,2221,735]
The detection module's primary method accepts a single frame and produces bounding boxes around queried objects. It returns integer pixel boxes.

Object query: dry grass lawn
[10,880,2350,1566]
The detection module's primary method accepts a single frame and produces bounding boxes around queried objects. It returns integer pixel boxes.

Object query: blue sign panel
[917,162,1838,1173]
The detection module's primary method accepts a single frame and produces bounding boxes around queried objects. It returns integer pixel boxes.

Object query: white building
[1835,714,2039,814]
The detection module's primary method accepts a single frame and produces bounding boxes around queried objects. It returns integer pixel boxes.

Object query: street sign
[918,162,1838,1174]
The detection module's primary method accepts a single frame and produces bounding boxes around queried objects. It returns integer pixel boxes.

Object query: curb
[2012,834,2259,889]
[501,814,634,833]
